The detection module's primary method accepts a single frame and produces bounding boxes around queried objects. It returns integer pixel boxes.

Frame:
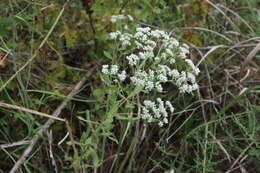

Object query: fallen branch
[9,65,97,173]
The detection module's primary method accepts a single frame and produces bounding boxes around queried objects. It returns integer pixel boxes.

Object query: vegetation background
[0,0,259,172]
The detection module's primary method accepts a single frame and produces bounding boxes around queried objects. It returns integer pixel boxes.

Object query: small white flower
[157,74,168,82]
[109,31,121,40]
[179,84,188,93]
[144,51,154,59]
[155,83,163,92]
[154,56,160,62]
[187,72,196,83]
[163,117,168,124]
[171,38,179,47]
[124,25,129,30]
[110,17,117,23]
[134,32,143,39]
[140,34,148,42]
[136,27,151,33]
[135,41,143,49]
[131,77,146,87]
[138,52,146,59]
[191,83,199,90]
[126,54,139,66]
[144,100,155,108]
[166,48,174,57]
[166,101,174,113]
[180,46,189,55]
[148,70,155,78]
[102,65,109,74]
[158,121,164,127]
[169,69,180,79]
[145,81,154,91]
[118,70,127,81]
[119,33,132,47]
[156,98,163,104]
[185,59,200,75]
[122,40,131,47]
[169,58,176,64]
[142,108,151,119]
[150,29,168,39]
[146,40,156,48]
[110,65,119,75]
[182,43,189,49]
[150,30,161,39]
[127,15,134,21]
[165,169,175,173]
[111,14,126,23]
[158,65,167,75]
[161,53,167,60]
[148,117,154,123]
[176,72,187,86]
[143,45,153,51]
[141,98,174,127]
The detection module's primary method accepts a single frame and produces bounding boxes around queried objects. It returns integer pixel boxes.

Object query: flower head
[140,98,175,126]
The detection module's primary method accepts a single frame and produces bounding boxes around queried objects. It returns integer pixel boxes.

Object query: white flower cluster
[176,71,199,93]
[106,26,200,93]
[102,65,126,82]
[141,98,174,127]
[101,16,201,127]
[110,14,134,23]
[130,70,163,92]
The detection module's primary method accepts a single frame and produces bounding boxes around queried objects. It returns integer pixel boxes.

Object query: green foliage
[0,17,14,36]
[0,0,260,172]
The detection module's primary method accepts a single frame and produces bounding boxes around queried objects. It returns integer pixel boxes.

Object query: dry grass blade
[0,141,30,149]
[0,102,66,122]
[196,44,258,50]
[47,130,58,173]
[197,45,223,66]
[208,132,231,162]
[226,141,255,173]
[206,0,240,33]
[218,4,255,34]
[242,42,260,68]
[180,27,234,43]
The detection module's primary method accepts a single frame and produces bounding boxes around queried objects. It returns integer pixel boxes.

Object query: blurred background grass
[0,0,259,172]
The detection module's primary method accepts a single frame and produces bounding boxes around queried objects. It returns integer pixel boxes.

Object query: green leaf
[93,88,105,103]
[89,148,100,167]
[103,50,113,60]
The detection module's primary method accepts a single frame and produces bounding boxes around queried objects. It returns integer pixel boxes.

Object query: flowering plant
[101,15,200,126]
